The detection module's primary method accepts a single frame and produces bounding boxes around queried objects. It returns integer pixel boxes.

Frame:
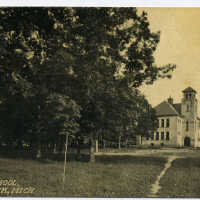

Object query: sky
[139,8,200,109]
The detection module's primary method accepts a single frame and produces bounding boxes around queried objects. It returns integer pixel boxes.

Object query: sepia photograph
[0,5,200,198]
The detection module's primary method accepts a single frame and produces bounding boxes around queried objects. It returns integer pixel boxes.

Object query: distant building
[143,87,200,147]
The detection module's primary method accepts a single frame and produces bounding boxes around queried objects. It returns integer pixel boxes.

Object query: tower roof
[182,87,196,93]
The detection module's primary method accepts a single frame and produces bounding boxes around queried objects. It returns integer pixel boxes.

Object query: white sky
[139,8,200,109]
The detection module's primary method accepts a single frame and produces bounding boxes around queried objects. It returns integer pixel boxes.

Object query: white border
[0,197,195,200]
[0,0,200,7]
[0,2,199,200]
[0,198,196,200]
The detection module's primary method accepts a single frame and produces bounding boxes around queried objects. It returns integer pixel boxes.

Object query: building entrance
[184,137,191,147]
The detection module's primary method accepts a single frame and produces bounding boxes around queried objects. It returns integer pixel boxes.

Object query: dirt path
[149,155,180,197]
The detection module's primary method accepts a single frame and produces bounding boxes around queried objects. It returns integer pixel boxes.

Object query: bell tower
[181,87,197,119]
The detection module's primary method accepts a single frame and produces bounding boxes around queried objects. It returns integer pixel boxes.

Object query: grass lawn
[0,153,165,197]
[158,157,200,198]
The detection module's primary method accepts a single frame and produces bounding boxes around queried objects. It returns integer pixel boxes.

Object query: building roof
[154,101,180,117]
[182,87,196,93]
[154,87,198,118]
[173,103,182,115]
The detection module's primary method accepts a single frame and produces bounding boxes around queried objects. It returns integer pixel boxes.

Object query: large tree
[0,8,175,161]
[0,8,81,157]
[66,8,175,160]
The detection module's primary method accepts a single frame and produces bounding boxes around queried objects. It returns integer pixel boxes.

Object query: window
[156,132,159,140]
[156,119,159,128]
[186,121,189,131]
[161,119,164,128]
[187,104,189,112]
[166,119,170,128]
[166,132,170,140]
[161,132,164,140]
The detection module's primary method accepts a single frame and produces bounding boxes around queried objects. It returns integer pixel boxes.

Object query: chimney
[168,96,173,105]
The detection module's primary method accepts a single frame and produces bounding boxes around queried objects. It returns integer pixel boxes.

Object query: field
[158,157,200,197]
[0,148,199,197]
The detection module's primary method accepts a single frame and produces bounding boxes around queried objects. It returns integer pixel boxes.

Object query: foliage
[0,8,81,150]
[65,8,175,143]
[0,8,176,154]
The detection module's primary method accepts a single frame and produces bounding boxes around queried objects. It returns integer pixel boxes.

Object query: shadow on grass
[0,148,90,163]
[96,155,166,166]
[171,157,200,169]
[0,147,166,166]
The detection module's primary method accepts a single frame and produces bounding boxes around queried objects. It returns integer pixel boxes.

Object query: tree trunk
[29,139,33,151]
[103,139,106,149]
[89,138,95,163]
[41,141,46,153]
[36,141,42,159]
[63,133,69,189]
[76,138,82,160]
[51,141,55,153]
[125,138,128,149]
[118,136,121,150]
[53,143,57,154]
[59,135,64,153]
[17,140,23,150]
[7,138,13,151]
[95,139,98,153]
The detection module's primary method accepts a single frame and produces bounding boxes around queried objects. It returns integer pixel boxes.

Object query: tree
[0,8,81,157]
[101,84,156,149]
[0,8,175,162]
[63,8,175,161]
[135,95,157,139]
[49,95,80,185]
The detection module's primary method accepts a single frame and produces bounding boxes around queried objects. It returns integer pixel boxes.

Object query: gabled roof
[154,101,180,117]
[173,103,181,115]
[182,87,196,93]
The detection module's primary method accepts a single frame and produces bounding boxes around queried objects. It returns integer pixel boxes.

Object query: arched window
[186,121,189,131]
